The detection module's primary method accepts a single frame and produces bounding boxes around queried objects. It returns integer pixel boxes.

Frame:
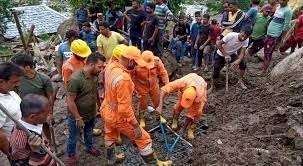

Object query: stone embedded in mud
[276,106,286,115]
[295,137,303,150]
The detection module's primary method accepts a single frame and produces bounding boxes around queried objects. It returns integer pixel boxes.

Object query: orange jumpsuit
[100,61,153,155]
[161,73,207,122]
[62,55,85,88]
[132,57,169,111]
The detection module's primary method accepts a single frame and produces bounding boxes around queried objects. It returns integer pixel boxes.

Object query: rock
[217,139,223,145]
[294,137,303,150]
[56,18,79,38]
[248,114,260,125]
[161,51,178,77]
[276,106,286,115]
[270,47,303,79]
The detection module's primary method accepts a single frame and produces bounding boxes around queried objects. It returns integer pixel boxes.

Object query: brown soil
[51,51,303,166]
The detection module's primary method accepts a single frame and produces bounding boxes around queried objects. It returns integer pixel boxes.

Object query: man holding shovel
[156,73,208,140]
[0,63,23,164]
[208,26,252,93]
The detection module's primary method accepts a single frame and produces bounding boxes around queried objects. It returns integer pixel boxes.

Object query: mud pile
[192,53,303,165]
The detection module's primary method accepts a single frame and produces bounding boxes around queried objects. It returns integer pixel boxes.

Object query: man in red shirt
[280,11,303,54]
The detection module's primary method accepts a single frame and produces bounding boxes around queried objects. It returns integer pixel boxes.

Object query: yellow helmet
[70,39,92,58]
[112,44,127,59]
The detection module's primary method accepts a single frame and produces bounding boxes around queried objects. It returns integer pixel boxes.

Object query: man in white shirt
[0,62,23,161]
[208,27,253,93]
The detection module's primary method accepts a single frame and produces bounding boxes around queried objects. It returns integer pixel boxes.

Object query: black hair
[99,22,111,29]
[65,30,79,40]
[20,94,49,118]
[86,52,106,65]
[211,19,218,25]
[11,53,35,68]
[241,26,253,36]
[132,0,140,4]
[229,0,239,6]
[251,0,260,5]
[82,22,91,27]
[146,3,155,10]
[203,13,210,20]
[0,62,23,81]
[194,11,201,16]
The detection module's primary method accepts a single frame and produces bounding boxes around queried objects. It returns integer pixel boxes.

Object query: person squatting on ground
[209,27,253,93]
[9,94,57,166]
[100,46,173,165]
[66,53,106,165]
[193,13,213,71]
[142,3,161,57]
[169,14,190,63]
[263,0,292,74]
[156,73,207,140]
[0,63,23,164]
[131,50,169,128]
[246,5,273,57]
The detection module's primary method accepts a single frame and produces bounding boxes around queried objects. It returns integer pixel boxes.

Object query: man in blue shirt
[56,30,79,80]
[190,11,202,67]
[243,0,261,26]
[80,22,98,52]
[76,3,88,29]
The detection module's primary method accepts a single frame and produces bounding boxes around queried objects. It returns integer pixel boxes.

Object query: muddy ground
[51,51,303,166]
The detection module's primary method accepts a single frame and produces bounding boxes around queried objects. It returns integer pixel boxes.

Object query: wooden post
[12,10,27,51]
[26,25,35,50]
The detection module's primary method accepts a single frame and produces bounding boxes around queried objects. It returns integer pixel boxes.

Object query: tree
[0,0,12,36]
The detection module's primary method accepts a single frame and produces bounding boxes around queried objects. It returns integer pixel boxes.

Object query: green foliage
[50,0,66,12]
[0,0,12,36]
[68,0,183,14]
[168,0,184,14]
[206,0,266,15]
[68,0,130,13]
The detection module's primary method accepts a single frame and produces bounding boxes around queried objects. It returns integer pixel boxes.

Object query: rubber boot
[139,112,146,128]
[188,123,196,140]
[106,144,125,165]
[141,152,173,166]
[171,118,178,130]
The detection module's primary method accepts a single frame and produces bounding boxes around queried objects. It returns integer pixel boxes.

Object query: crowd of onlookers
[66,0,303,91]
[73,0,303,72]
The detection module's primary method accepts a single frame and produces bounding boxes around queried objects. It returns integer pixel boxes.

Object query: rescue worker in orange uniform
[62,39,91,88]
[62,39,102,136]
[156,73,207,140]
[100,46,173,165]
[132,50,169,128]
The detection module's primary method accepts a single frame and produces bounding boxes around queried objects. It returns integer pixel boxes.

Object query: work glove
[160,116,167,124]
[133,124,142,139]
[28,133,43,153]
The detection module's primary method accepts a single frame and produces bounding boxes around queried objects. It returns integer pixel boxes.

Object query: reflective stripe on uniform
[111,75,124,88]
[67,63,75,72]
